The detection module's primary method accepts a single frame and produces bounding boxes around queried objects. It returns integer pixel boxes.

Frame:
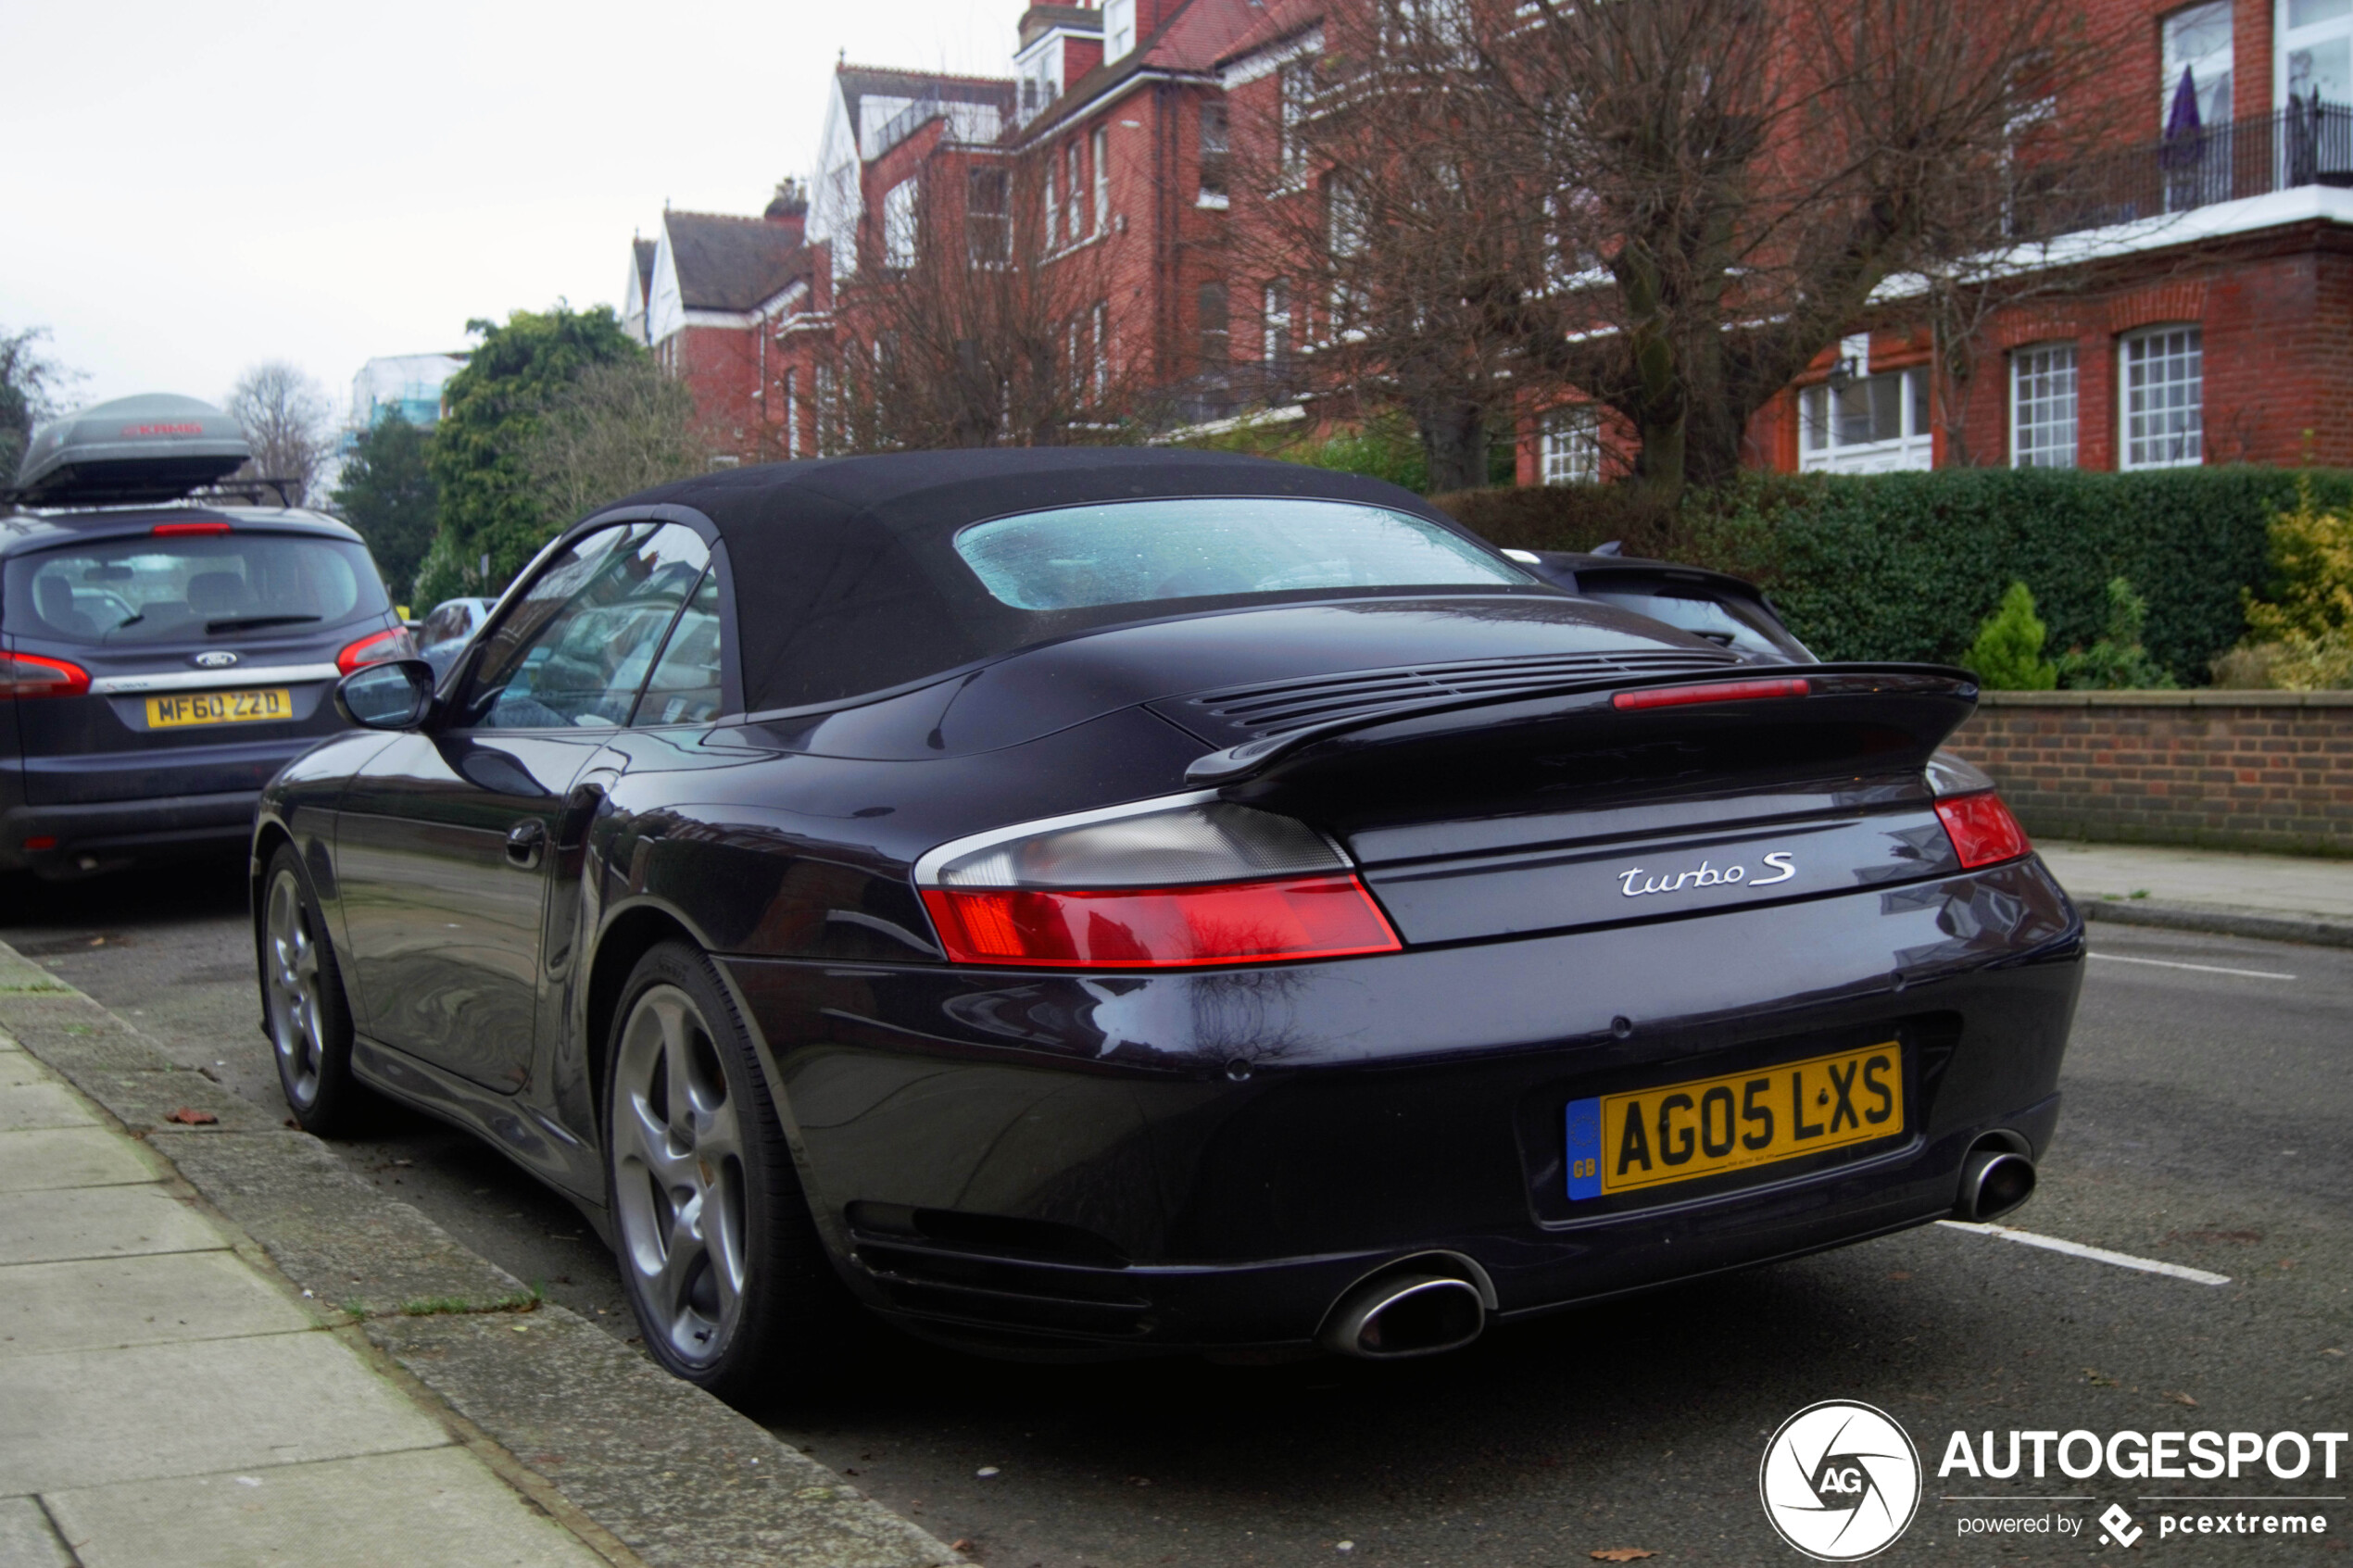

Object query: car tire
[258,843,371,1135]
[604,939,859,1404]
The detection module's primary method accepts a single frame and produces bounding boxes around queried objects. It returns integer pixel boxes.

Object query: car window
[417,602,472,650]
[1579,583,1816,663]
[951,498,1527,612]
[455,524,710,731]
[2,532,387,646]
[631,571,724,727]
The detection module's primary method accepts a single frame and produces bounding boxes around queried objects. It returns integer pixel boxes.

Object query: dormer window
[1014,34,1064,126]
[1106,0,1137,60]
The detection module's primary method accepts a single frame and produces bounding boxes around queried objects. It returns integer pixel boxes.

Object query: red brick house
[1557,0,2353,485]
[618,189,813,465]
[756,4,1280,453]
[1203,0,2353,489]
[638,0,2353,490]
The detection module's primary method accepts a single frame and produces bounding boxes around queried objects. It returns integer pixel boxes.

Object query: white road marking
[2088,952,2296,981]
[1936,1220,2233,1286]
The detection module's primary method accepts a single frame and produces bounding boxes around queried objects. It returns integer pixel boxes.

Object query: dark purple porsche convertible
[252,449,2079,1400]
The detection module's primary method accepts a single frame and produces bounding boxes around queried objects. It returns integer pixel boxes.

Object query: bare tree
[524,357,709,522]
[820,157,1146,452]
[1227,14,1551,491]
[1240,0,2114,498]
[225,361,333,503]
[1498,0,2115,496]
[0,325,83,478]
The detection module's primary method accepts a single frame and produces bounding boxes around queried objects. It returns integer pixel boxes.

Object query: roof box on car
[14,393,252,506]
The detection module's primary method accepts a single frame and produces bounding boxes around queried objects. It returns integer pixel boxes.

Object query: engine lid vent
[1151,647,1742,748]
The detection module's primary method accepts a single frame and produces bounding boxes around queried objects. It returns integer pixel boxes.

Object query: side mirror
[334,659,436,731]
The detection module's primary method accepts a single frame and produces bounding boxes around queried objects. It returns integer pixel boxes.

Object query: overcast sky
[0,1,1014,420]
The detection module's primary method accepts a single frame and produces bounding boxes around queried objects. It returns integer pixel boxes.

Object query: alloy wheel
[263,868,328,1109]
[610,984,749,1366]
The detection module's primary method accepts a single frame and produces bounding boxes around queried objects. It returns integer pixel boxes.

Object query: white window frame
[1044,162,1060,251]
[1198,102,1230,208]
[2161,2,2234,128]
[1263,279,1292,365]
[784,370,799,460]
[966,167,1010,266]
[1797,367,1934,473]
[882,178,918,270]
[2119,325,2204,470]
[1091,300,1110,397]
[1092,127,1111,233]
[1327,179,1367,334]
[1541,408,1602,485]
[2278,0,2353,110]
[1105,0,1137,60]
[1279,60,1314,185]
[2008,343,2079,469]
[1067,143,1086,239]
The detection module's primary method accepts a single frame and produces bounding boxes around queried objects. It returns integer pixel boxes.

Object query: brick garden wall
[1944,692,2353,856]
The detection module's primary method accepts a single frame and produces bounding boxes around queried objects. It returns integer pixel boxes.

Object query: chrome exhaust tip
[1955,1147,2037,1223]
[1318,1273,1485,1360]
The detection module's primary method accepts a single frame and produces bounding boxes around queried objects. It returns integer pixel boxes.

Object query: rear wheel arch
[581,902,811,1210]
[248,820,297,961]
[583,903,706,1125]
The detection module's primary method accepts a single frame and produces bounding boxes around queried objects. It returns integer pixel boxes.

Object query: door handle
[505,818,547,868]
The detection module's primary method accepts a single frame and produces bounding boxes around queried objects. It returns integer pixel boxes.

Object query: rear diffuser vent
[1153,648,1741,748]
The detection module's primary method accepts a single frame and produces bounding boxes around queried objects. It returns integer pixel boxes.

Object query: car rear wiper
[206,614,321,633]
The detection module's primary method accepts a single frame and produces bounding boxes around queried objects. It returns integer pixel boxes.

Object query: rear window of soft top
[952,497,1528,611]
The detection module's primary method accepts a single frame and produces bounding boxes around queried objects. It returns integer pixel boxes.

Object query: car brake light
[923,877,1400,968]
[0,653,92,699]
[1935,791,2031,869]
[916,797,1403,968]
[1612,677,1811,711]
[151,521,233,536]
[335,626,416,674]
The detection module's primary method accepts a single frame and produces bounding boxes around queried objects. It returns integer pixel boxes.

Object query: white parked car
[413,596,496,677]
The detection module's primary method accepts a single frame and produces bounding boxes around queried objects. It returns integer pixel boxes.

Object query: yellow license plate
[145,688,294,729]
[1566,1043,1903,1198]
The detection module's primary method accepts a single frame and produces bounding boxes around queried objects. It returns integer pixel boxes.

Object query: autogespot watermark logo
[1760,1400,1924,1561]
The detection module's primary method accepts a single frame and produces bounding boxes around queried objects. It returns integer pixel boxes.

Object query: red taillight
[21,836,57,852]
[921,875,1403,969]
[1936,791,2031,869]
[151,521,233,536]
[1612,677,1811,711]
[335,626,415,674]
[0,653,92,699]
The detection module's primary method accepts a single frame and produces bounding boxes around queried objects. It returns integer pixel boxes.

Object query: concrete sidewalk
[0,939,963,1568]
[2035,840,2353,947]
[0,1026,608,1568]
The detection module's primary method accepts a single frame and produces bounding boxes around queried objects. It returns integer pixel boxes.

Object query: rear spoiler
[1186,664,1978,787]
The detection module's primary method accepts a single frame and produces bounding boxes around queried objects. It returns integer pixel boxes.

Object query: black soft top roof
[603,449,1543,716]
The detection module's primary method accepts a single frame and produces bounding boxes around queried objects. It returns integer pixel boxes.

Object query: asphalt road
[4,856,2347,1565]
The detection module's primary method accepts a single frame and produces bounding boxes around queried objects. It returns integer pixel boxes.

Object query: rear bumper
[838,1093,2064,1355]
[724,857,2084,1354]
[0,790,259,874]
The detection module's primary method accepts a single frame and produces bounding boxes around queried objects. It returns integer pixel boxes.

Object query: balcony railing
[2014,101,2353,243]
[869,94,1005,161]
[871,94,948,161]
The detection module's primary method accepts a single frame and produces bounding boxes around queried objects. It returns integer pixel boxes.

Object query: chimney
[765,177,809,244]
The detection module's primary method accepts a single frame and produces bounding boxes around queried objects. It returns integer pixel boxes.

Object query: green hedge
[1434,468,2353,684]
